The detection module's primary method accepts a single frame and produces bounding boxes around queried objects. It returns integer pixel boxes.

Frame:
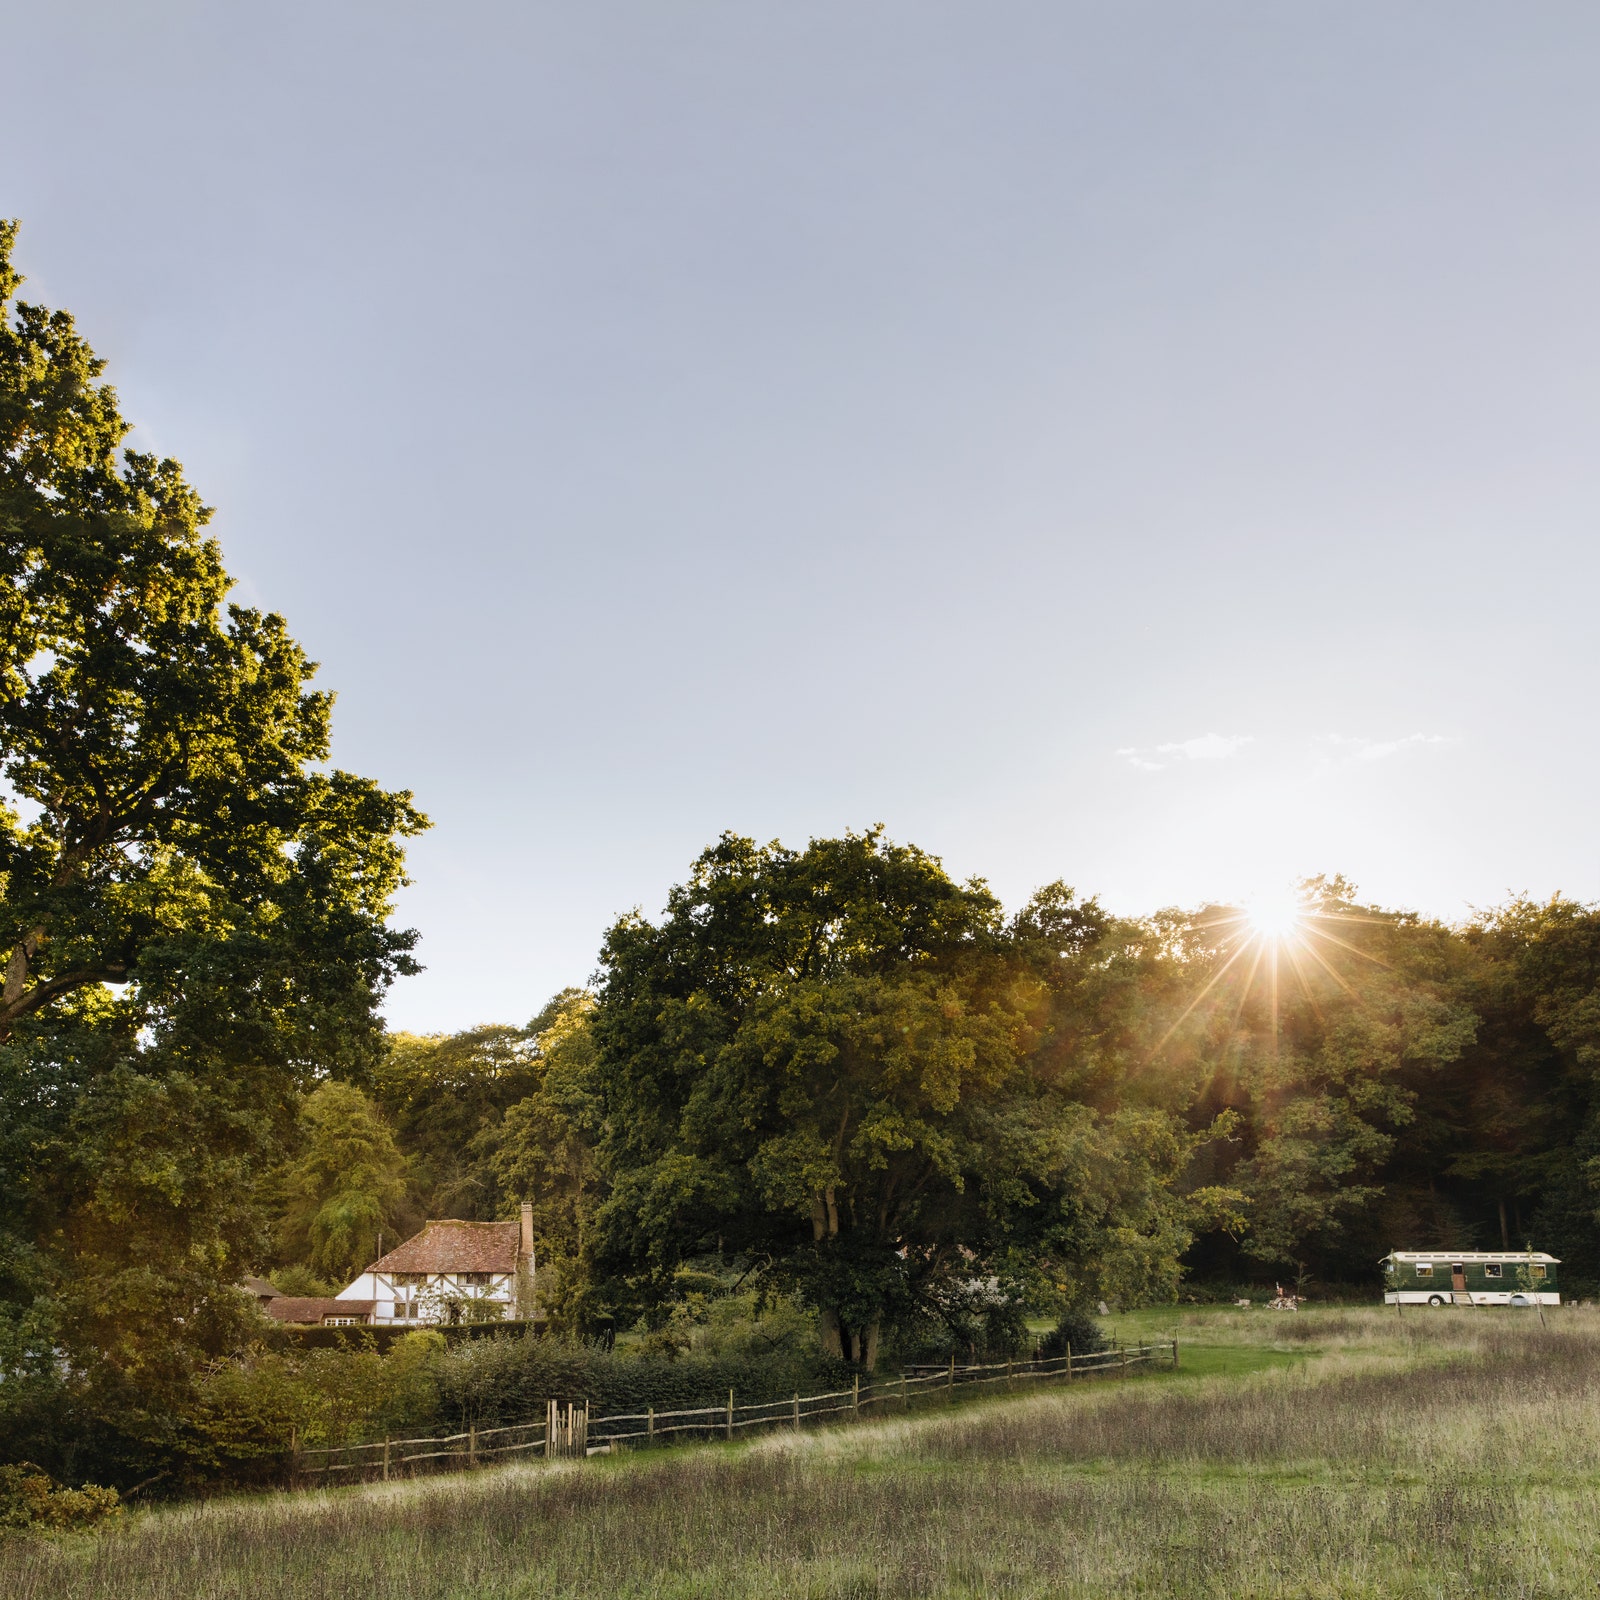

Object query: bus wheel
[1427,1294,1445,1307]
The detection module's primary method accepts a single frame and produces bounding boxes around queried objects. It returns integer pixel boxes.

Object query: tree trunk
[818,1306,845,1359]
[861,1318,881,1373]
[1498,1196,1510,1251]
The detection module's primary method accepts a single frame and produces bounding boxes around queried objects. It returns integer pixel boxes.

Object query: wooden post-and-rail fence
[293,1336,1178,1488]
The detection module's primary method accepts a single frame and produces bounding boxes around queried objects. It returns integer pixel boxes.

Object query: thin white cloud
[1157,733,1254,762]
[1319,733,1455,763]
[1117,733,1253,771]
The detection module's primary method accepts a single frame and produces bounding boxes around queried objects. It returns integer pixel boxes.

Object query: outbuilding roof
[266,1297,375,1324]
[1381,1251,1559,1263]
[370,1219,521,1275]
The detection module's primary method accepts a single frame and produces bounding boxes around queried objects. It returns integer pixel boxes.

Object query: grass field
[5,1305,1597,1599]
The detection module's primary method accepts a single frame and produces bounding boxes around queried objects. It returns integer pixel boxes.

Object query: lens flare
[1244,888,1304,942]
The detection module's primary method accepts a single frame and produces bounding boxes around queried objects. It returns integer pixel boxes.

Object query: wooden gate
[546,1400,589,1458]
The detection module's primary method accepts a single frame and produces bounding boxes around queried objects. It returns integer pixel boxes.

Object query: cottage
[1381,1250,1559,1307]
[333,1202,538,1326]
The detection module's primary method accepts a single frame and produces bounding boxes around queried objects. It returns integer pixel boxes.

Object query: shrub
[267,1266,338,1298]
[431,1333,834,1426]
[1038,1305,1107,1360]
[886,1296,1034,1365]
[0,1465,120,1535]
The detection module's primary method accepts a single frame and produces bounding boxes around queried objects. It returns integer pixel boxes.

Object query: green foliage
[357,993,607,1327]
[372,1024,541,1221]
[267,1265,336,1298]
[190,1332,445,1476]
[0,221,426,1490]
[274,1083,409,1283]
[480,990,604,1328]
[590,830,1226,1367]
[1036,1305,1108,1359]
[431,1334,836,1427]
[0,219,425,1055]
[0,1464,120,1534]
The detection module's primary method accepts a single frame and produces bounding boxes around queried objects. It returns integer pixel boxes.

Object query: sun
[1243,887,1304,942]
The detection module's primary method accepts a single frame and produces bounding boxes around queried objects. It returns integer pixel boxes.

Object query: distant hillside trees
[274,1084,410,1283]
[362,990,607,1328]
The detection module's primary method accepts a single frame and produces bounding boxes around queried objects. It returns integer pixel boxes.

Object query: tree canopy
[587,831,1234,1363]
[0,220,427,1484]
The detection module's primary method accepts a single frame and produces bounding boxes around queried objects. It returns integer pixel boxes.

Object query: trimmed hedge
[432,1335,851,1426]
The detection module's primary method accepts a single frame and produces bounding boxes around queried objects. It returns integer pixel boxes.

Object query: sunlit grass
[5,1308,1597,1598]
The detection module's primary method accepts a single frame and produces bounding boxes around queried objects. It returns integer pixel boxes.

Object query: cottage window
[463,1272,491,1287]
[1484,1264,1502,1279]
[395,1272,426,1286]
[1414,1263,1433,1276]
[325,1316,363,1326]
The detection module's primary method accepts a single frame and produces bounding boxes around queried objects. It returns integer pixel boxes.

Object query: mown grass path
[5,1308,1596,1599]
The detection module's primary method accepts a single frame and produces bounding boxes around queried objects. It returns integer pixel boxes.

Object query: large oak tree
[589,830,1228,1365]
[0,221,426,1484]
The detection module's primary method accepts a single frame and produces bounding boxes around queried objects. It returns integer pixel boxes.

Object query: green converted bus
[1381,1250,1559,1308]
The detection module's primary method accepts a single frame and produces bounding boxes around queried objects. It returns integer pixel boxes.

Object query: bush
[189,1329,446,1475]
[267,1266,338,1297]
[431,1332,837,1426]
[0,1465,120,1535]
[886,1296,1033,1366]
[1037,1306,1107,1360]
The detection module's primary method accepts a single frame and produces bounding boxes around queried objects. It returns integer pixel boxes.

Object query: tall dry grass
[3,1308,1595,1599]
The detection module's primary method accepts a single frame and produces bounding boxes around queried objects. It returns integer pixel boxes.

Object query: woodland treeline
[307,845,1600,1349]
[3,218,1599,1496]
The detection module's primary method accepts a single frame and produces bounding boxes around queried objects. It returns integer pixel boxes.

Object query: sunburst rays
[1154,886,1390,1059]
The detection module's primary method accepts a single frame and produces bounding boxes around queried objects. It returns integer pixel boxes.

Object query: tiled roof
[266,1297,373,1324]
[240,1275,281,1299]
[370,1219,521,1275]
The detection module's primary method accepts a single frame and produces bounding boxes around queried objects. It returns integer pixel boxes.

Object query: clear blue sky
[7,3,1599,1031]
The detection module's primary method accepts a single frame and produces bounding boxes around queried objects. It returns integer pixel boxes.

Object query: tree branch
[0,960,131,1040]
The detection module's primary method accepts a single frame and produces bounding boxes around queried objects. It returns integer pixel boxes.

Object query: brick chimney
[520,1201,534,1261]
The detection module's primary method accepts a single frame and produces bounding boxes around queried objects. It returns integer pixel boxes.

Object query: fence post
[647,1404,655,1442]
[382,1435,391,1482]
[901,1372,908,1412]
[852,1374,859,1416]
[726,1388,734,1442]
[1121,1343,1129,1378]
[1006,1358,1013,1393]
[794,1392,801,1432]
[1173,1336,1179,1371]
[1065,1340,1072,1380]
[468,1423,477,1469]
[947,1352,955,1393]
[546,1398,556,1458]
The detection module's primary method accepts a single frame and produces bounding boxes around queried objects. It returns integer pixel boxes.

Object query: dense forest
[3,218,1599,1502]
[312,842,1600,1328]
